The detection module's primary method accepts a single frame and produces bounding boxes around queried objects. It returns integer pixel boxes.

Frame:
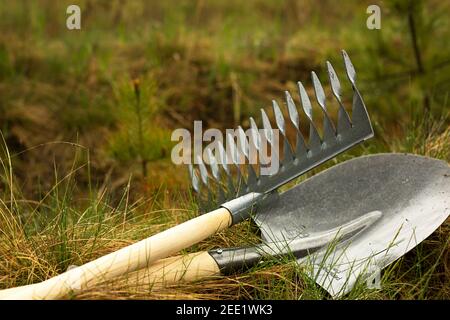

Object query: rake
[0,50,374,299]
[190,50,373,215]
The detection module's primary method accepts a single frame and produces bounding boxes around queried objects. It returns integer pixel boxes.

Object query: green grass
[0,0,448,299]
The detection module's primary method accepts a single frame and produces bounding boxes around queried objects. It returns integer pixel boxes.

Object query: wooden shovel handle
[0,207,231,300]
[120,251,221,287]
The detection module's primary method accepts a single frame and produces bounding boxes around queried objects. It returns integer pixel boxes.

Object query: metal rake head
[188,50,373,212]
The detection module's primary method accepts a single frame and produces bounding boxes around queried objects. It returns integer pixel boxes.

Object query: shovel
[116,153,450,298]
[305,153,450,296]
[0,50,374,299]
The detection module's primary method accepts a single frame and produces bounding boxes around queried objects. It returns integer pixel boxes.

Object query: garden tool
[304,153,450,297]
[117,154,450,298]
[0,50,374,299]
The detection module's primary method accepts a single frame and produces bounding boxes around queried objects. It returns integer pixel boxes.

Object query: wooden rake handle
[0,208,231,300]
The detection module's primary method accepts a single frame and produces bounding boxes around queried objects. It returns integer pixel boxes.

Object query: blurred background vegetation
[0,0,448,299]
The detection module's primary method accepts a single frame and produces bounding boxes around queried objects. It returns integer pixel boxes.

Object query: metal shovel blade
[255,153,449,297]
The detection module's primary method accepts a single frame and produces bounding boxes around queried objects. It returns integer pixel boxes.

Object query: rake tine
[250,116,271,187]
[272,100,294,165]
[285,91,299,130]
[188,164,200,194]
[342,50,371,127]
[217,140,230,175]
[196,155,214,211]
[326,61,352,133]
[218,140,236,200]
[249,117,261,154]
[260,108,280,176]
[311,71,336,143]
[237,126,258,190]
[342,50,356,85]
[249,116,263,178]
[237,126,249,159]
[226,133,240,171]
[297,81,321,153]
[206,148,227,204]
[206,148,220,181]
[226,133,248,196]
[188,163,209,212]
[197,155,209,186]
[261,108,274,144]
[285,91,308,158]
